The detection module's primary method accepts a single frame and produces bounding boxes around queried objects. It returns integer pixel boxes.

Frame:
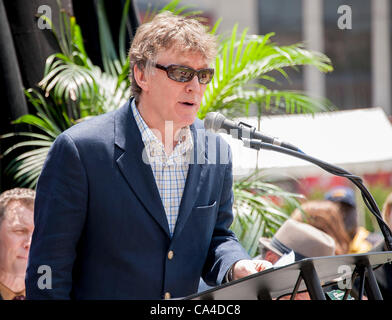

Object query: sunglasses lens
[198,69,214,84]
[165,65,214,84]
[168,66,195,82]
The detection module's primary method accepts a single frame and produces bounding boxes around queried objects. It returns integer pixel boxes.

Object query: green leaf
[0,132,53,141]
[3,140,53,157]
[119,0,131,65]
[12,115,58,138]
[210,18,222,35]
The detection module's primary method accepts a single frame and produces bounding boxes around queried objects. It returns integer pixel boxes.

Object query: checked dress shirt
[131,100,194,237]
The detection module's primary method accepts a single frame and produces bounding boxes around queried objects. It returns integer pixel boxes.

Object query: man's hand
[231,259,273,281]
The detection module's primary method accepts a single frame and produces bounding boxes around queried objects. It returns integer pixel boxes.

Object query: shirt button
[168,250,174,260]
[164,292,171,299]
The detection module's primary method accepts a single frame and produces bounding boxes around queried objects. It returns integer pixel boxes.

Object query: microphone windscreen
[204,112,226,131]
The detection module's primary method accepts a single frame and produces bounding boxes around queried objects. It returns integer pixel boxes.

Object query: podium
[185,251,392,300]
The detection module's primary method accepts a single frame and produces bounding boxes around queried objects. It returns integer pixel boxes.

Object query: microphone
[204,112,302,152]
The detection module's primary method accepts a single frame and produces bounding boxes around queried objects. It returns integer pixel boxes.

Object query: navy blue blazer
[26,99,249,299]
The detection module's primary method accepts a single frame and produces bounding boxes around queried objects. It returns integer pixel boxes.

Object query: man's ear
[133,64,149,92]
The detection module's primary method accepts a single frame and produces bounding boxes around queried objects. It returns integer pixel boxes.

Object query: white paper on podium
[273,250,295,268]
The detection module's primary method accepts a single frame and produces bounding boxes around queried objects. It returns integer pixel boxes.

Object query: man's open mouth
[180,101,195,106]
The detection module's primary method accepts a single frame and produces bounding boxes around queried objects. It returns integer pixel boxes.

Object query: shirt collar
[131,99,159,146]
[0,282,25,300]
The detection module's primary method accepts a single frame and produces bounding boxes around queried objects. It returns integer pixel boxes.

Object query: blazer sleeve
[25,132,88,299]
[202,144,250,286]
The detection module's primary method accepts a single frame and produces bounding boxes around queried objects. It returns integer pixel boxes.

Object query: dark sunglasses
[155,63,214,85]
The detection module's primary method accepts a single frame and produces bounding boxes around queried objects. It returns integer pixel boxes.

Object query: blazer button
[164,292,171,299]
[168,250,174,260]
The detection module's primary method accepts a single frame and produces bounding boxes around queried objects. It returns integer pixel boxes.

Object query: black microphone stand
[242,138,392,251]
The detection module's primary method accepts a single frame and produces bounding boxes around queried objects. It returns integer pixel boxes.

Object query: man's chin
[13,262,28,274]
[177,114,198,128]
[182,119,196,128]
[175,107,199,124]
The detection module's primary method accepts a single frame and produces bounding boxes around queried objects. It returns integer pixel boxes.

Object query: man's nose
[24,234,32,249]
[185,75,201,93]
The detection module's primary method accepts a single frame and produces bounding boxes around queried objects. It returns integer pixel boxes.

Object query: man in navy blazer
[26,12,271,300]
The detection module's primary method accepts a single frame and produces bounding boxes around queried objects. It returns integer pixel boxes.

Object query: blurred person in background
[325,186,382,253]
[258,218,336,264]
[258,218,335,300]
[0,188,35,300]
[291,200,351,255]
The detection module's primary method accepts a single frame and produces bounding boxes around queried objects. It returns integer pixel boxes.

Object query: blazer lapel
[114,100,171,238]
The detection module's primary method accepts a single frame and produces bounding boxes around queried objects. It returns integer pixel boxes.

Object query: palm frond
[39,54,98,105]
[199,29,334,118]
[220,87,334,117]
[1,136,51,188]
[0,86,74,188]
[24,89,72,133]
